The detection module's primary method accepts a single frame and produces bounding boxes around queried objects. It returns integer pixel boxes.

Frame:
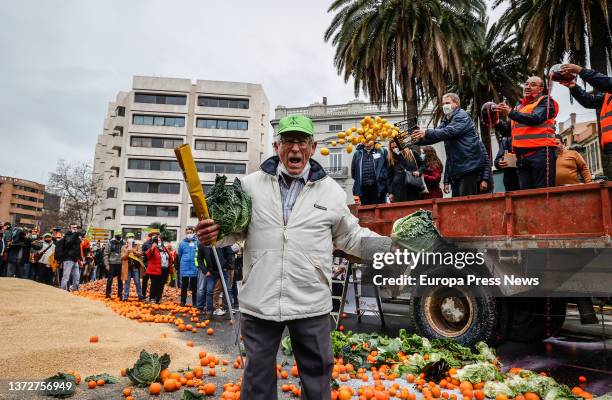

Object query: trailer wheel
[506,298,566,343]
[411,268,498,347]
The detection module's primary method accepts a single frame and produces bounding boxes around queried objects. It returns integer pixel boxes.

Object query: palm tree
[494,0,612,75]
[148,222,173,242]
[441,18,528,154]
[324,0,486,118]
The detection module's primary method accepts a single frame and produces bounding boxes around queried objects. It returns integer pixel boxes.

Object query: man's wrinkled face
[274,132,316,175]
[523,77,544,98]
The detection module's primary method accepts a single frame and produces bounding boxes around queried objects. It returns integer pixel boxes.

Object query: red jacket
[422,165,444,199]
[145,245,174,276]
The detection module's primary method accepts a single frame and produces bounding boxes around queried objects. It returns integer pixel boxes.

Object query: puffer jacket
[145,244,174,276]
[420,108,487,184]
[221,156,391,322]
[177,236,198,277]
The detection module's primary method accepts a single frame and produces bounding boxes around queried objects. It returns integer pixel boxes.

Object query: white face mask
[186,233,194,239]
[442,104,454,115]
[279,159,310,179]
[127,238,134,244]
[392,148,401,155]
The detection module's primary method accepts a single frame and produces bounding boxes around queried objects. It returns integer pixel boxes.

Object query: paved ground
[3,299,610,399]
[336,306,612,396]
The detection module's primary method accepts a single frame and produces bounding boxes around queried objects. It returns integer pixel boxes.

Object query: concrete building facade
[271,99,441,202]
[0,176,45,228]
[92,76,269,242]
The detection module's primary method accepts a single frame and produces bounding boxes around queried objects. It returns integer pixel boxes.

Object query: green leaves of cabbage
[126,350,171,387]
[207,175,252,240]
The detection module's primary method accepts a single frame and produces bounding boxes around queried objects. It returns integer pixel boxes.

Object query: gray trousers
[240,313,333,400]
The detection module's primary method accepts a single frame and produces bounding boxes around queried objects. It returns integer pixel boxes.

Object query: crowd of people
[0,222,243,319]
[351,64,612,205]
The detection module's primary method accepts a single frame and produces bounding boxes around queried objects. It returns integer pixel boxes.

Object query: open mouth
[288,156,302,166]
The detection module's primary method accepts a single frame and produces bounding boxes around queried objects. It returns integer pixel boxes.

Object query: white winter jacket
[226,157,391,321]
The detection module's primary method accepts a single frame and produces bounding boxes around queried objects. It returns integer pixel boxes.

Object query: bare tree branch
[47,160,103,229]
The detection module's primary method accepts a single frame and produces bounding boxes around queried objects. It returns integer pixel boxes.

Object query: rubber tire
[411,266,499,347]
[506,298,567,343]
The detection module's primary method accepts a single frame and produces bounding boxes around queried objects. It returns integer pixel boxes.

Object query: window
[132,114,185,127]
[115,106,125,116]
[329,148,343,170]
[13,194,40,202]
[194,140,247,152]
[196,118,248,130]
[14,185,41,194]
[128,158,181,171]
[134,93,187,105]
[124,204,179,217]
[130,136,183,149]
[106,187,118,198]
[12,203,41,212]
[195,162,246,175]
[198,96,249,109]
[329,124,342,132]
[126,181,180,194]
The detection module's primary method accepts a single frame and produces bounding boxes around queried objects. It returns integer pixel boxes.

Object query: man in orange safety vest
[496,76,559,189]
[558,64,612,180]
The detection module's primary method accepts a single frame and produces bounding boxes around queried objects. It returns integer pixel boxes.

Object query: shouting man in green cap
[196,114,390,400]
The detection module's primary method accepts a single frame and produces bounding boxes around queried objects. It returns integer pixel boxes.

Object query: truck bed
[352,182,612,249]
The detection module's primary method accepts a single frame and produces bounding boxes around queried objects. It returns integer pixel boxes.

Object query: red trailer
[350,182,612,345]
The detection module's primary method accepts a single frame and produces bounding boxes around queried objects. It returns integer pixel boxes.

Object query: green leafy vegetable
[281,336,293,356]
[543,386,582,400]
[207,175,252,240]
[392,210,439,240]
[505,370,559,398]
[126,349,171,387]
[484,381,516,398]
[84,373,120,384]
[391,210,451,253]
[181,389,205,400]
[43,372,76,398]
[454,362,503,383]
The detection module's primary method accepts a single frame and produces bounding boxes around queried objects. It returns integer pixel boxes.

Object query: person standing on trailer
[495,77,559,189]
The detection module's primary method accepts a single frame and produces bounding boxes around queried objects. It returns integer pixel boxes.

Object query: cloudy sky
[0,1,593,183]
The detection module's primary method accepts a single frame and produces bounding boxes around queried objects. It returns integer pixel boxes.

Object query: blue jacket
[177,236,198,277]
[420,108,487,184]
[351,144,388,196]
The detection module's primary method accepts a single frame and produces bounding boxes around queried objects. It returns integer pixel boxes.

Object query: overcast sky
[0,1,593,184]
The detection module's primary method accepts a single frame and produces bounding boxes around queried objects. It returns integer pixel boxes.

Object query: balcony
[325,166,349,178]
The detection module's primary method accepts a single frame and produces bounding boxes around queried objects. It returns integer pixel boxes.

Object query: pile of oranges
[73,284,220,337]
[320,115,401,156]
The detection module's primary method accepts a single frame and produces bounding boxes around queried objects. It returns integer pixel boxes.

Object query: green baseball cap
[125,232,135,238]
[277,115,314,136]
[113,229,122,236]
[43,233,52,238]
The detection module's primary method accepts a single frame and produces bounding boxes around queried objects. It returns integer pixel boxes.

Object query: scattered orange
[149,382,162,395]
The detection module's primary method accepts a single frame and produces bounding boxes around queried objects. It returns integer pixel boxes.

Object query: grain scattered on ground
[0,278,196,379]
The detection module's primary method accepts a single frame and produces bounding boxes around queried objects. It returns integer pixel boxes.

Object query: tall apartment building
[0,176,45,228]
[271,98,441,201]
[92,76,269,242]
